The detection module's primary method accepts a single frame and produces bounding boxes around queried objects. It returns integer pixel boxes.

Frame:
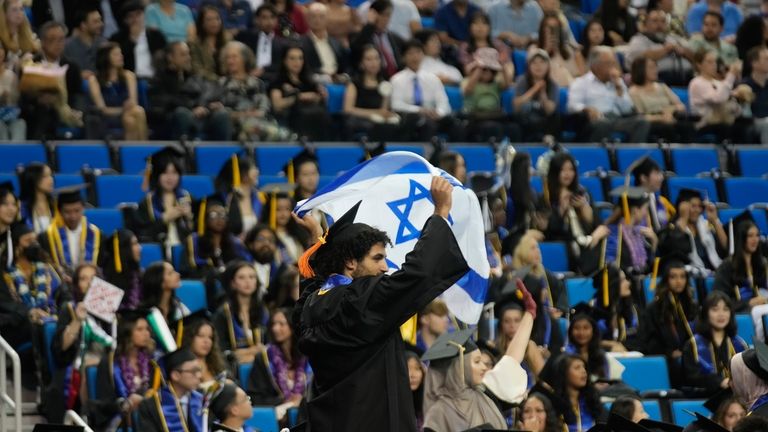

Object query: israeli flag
[294,151,490,324]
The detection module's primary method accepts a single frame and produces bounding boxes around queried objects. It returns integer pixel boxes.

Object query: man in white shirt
[300,3,347,83]
[391,39,465,141]
[567,46,650,142]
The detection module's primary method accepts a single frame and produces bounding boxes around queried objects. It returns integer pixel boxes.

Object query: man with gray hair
[300,2,347,83]
[567,46,650,143]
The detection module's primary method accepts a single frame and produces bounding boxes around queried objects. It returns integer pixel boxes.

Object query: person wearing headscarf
[730,341,768,417]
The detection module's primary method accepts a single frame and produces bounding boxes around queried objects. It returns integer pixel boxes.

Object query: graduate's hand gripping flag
[294,151,490,324]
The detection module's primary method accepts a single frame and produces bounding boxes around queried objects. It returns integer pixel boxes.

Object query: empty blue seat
[43,320,57,374]
[512,50,527,77]
[738,148,768,177]
[239,362,253,389]
[670,87,690,111]
[181,175,214,199]
[667,177,718,203]
[316,147,365,176]
[195,145,241,176]
[177,280,207,313]
[140,243,164,269]
[53,174,84,190]
[325,84,345,113]
[671,148,720,176]
[318,175,336,190]
[120,145,164,174]
[96,175,145,207]
[255,145,303,176]
[616,148,665,174]
[445,86,463,112]
[540,242,569,272]
[86,365,98,400]
[671,400,709,425]
[565,277,594,307]
[570,147,611,173]
[579,176,605,202]
[246,407,279,432]
[736,313,754,346]
[0,143,46,172]
[451,145,494,172]
[725,178,768,207]
[501,88,515,114]
[85,208,124,233]
[56,144,111,173]
[617,356,670,392]
[530,176,543,194]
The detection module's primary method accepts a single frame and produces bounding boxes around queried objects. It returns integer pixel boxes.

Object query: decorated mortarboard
[740,340,768,381]
[160,347,197,375]
[682,412,728,432]
[209,383,239,421]
[54,184,87,206]
[703,388,734,414]
[638,419,684,432]
[143,145,186,191]
[421,328,478,364]
[282,147,318,185]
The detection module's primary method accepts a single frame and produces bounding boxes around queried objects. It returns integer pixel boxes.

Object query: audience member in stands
[0,40,24,141]
[88,42,148,140]
[216,0,252,38]
[220,41,294,141]
[565,312,610,380]
[647,0,686,37]
[100,229,143,310]
[547,353,604,431]
[567,46,650,143]
[267,0,308,37]
[581,20,607,59]
[145,0,196,43]
[343,44,403,141]
[17,163,54,234]
[180,314,228,391]
[735,16,767,77]
[629,56,693,143]
[141,262,190,327]
[434,0,481,46]
[300,2,348,84]
[0,0,39,68]
[391,39,464,142]
[457,12,513,77]
[437,150,467,185]
[269,45,332,140]
[236,4,284,83]
[534,13,586,87]
[191,5,229,82]
[488,0,543,49]
[259,192,309,264]
[135,146,195,256]
[63,9,105,79]
[462,47,517,142]
[415,29,463,85]
[30,0,83,33]
[682,291,748,397]
[631,157,673,228]
[689,12,739,67]
[743,46,768,144]
[713,397,747,431]
[215,156,262,238]
[213,260,267,365]
[517,392,564,432]
[245,224,282,291]
[326,0,361,45]
[625,9,694,86]
[686,0,742,41]
[714,219,767,312]
[361,0,422,41]
[594,0,637,45]
[351,0,404,79]
[538,0,578,46]
[513,48,560,141]
[609,395,649,423]
[109,1,167,80]
[416,299,450,351]
[210,383,255,431]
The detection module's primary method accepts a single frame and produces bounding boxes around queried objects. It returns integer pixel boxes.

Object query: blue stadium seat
[615,148,665,174]
[0,143,46,173]
[140,243,164,269]
[85,209,124,233]
[259,175,288,186]
[56,144,111,173]
[255,145,303,176]
[570,147,611,173]
[670,148,720,176]
[43,320,57,374]
[181,175,214,199]
[530,176,543,194]
[421,16,435,28]
[245,407,279,432]
[540,242,569,272]
[568,18,586,44]
[171,244,184,271]
[671,400,709,425]
[177,280,207,314]
[120,145,164,174]
[565,277,594,308]
[725,178,768,207]
[512,50,527,77]
[0,175,19,194]
[736,313,754,346]
[643,400,662,421]
[86,365,98,400]
[579,176,605,202]
[558,317,568,340]
[558,87,569,115]
[451,146,495,172]
[670,87,690,111]
[318,175,336,190]
[53,174,84,190]
[581,0,601,14]
[239,362,253,389]
[516,146,549,165]
[195,145,242,176]
[617,356,670,392]
[738,148,768,177]
[501,88,515,114]
[667,177,718,203]
[325,84,345,113]
[716,208,768,235]
[643,276,661,305]
[316,147,365,176]
[96,175,145,207]
[445,86,463,112]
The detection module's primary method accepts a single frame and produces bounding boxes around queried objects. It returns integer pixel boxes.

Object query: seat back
[670,400,709,425]
[616,356,670,392]
[540,242,569,272]
[245,407,279,432]
[670,148,720,176]
[725,178,768,208]
[140,243,164,268]
[565,277,594,307]
[85,208,124,233]
[176,280,207,314]
[195,145,242,176]
[735,313,754,346]
[0,143,46,172]
[56,144,111,173]
[95,175,145,207]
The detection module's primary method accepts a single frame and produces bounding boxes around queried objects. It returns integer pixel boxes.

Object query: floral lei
[268,344,307,398]
[118,350,151,395]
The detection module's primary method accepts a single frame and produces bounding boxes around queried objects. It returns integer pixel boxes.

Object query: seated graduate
[140,261,190,328]
[282,148,320,203]
[405,348,427,430]
[100,228,144,310]
[134,146,194,257]
[209,383,255,432]
[714,213,768,313]
[564,306,611,383]
[681,291,748,398]
[674,188,727,276]
[258,186,310,265]
[517,391,566,432]
[214,154,264,238]
[422,280,534,432]
[603,186,658,275]
[17,162,55,233]
[631,156,674,230]
[591,263,641,352]
[179,312,229,392]
[137,348,205,432]
[730,341,768,418]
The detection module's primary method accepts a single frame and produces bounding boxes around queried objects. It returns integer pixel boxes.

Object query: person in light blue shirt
[686,0,743,40]
[488,0,544,49]
[145,0,196,43]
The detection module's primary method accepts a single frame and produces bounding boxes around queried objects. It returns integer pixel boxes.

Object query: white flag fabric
[294,151,490,324]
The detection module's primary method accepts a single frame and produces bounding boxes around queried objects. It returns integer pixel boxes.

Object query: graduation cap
[703,388,734,414]
[682,412,728,432]
[741,340,768,381]
[54,184,87,207]
[493,265,532,319]
[475,338,500,360]
[143,146,186,191]
[360,141,387,162]
[160,347,197,375]
[570,301,609,321]
[609,185,649,225]
[421,328,478,364]
[282,147,318,185]
[11,222,33,244]
[260,183,296,231]
[117,307,151,324]
[215,153,257,193]
[587,413,653,432]
[193,193,230,236]
[639,418,684,432]
[107,229,130,274]
[120,0,145,16]
[631,156,662,186]
[209,383,239,421]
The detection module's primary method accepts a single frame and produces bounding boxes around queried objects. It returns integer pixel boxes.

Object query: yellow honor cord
[269,192,277,230]
[621,192,630,226]
[287,161,295,185]
[113,232,122,274]
[649,257,660,291]
[197,198,207,236]
[602,267,609,307]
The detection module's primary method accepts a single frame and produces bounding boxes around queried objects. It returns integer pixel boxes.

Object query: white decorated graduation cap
[421,328,478,363]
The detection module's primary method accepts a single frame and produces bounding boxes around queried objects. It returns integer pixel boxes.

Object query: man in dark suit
[351,0,404,78]
[30,0,92,30]
[299,2,348,83]
[235,4,285,85]
[108,0,166,79]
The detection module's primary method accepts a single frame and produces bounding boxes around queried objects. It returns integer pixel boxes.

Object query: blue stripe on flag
[455,268,489,303]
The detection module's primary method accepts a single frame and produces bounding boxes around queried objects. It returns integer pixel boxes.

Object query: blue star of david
[386,180,453,244]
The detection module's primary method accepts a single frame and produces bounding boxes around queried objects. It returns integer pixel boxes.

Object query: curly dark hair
[180,318,227,376]
[520,392,564,432]
[696,291,737,340]
[311,227,392,277]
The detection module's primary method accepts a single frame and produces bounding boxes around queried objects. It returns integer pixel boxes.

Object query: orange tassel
[298,231,328,278]
[141,160,152,192]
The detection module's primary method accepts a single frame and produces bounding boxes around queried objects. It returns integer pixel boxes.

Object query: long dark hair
[95,42,126,86]
[222,260,264,332]
[538,12,570,60]
[196,5,226,50]
[149,155,184,193]
[508,152,535,228]
[277,44,313,86]
[180,318,227,376]
[116,316,152,358]
[656,261,696,325]
[696,291,737,340]
[581,20,606,58]
[567,314,607,378]
[198,203,242,264]
[269,307,302,365]
[214,156,255,195]
[140,262,179,320]
[18,162,52,216]
[735,16,767,63]
[520,392,563,432]
[546,152,581,207]
[732,221,766,284]
[258,194,310,248]
[100,229,142,286]
[354,44,385,83]
[467,11,493,54]
[266,264,299,310]
[405,350,425,419]
[550,354,604,424]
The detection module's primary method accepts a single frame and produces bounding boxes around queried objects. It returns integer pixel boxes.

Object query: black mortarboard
[54,184,87,206]
[703,388,734,414]
[210,383,239,421]
[421,328,478,363]
[193,193,229,235]
[361,142,387,162]
[282,147,318,185]
[500,229,526,257]
[11,222,33,244]
[609,185,649,226]
[260,183,296,230]
[725,209,758,256]
[475,338,500,360]
[404,342,426,358]
[639,419,684,432]
[682,412,728,432]
[657,250,690,277]
[675,188,706,207]
[177,309,211,327]
[493,266,532,319]
[741,340,768,381]
[631,156,662,186]
[33,425,85,432]
[161,347,196,375]
[117,308,151,323]
[586,413,653,432]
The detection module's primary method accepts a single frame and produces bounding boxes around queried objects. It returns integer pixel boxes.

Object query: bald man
[300,2,348,83]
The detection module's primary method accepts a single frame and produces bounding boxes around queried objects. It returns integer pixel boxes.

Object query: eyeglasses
[178,367,202,375]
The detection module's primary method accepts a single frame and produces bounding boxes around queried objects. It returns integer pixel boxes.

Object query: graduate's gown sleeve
[713,259,752,313]
[681,337,723,395]
[136,396,164,432]
[246,350,283,406]
[637,301,670,356]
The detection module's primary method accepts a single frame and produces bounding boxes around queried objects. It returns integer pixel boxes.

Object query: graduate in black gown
[214,155,265,238]
[292,176,467,431]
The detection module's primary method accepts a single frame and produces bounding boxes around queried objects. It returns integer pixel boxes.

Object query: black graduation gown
[296,216,469,431]
[637,296,696,388]
[713,257,768,313]
[134,191,194,245]
[41,303,81,422]
[246,350,284,406]
[136,386,204,432]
